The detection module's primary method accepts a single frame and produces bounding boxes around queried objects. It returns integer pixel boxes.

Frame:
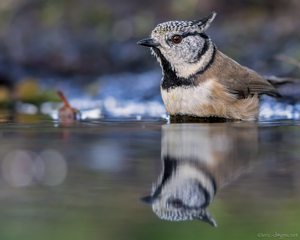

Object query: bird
[137,12,280,121]
[141,124,258,226]
[140,124,220,227]
[141,156,217,227]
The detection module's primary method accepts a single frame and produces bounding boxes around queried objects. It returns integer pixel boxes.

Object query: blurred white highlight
[1,149,67,187]
[2,150,35,187]
[34,150,68,186]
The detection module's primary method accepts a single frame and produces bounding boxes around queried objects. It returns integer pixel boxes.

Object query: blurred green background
[0,0,299,76]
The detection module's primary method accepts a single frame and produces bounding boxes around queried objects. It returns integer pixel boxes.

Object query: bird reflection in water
[142,123,258,227]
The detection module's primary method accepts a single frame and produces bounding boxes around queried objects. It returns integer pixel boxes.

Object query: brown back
[195,50,279,98]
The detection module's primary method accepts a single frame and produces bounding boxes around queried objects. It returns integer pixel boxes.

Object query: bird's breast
[161,79,214,116]
[160,78,259,120]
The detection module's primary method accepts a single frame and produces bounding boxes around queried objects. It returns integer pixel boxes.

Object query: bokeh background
[0,0,299,74]
[0,0,299,118]
[0,2,300,240]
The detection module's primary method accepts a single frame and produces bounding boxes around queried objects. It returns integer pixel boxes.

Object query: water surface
[0,116,299,240]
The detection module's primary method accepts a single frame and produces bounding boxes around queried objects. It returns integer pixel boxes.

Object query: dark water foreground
[0,115,299,240]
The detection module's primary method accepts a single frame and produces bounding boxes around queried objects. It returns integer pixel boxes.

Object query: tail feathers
[264,75,299,86]
[263,75,300,98]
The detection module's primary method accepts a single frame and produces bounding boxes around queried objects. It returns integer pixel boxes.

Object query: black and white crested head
[141,157,217,227]
[138,12,217,79]
[151,177,217,226]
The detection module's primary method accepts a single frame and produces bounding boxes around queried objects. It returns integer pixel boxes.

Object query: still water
[0,115,299,240]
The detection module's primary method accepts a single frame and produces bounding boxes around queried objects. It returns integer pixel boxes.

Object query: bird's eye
[170,199,184,208]
[171,35,183,44]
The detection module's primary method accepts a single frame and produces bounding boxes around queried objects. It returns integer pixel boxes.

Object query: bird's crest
[153,12,216,35]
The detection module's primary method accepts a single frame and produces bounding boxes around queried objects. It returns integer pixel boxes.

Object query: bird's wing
[220,67,280,99]
[214,51,279,98]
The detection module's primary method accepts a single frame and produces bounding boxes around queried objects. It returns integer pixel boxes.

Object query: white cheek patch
[159,164,215,197]
[165,41,215,79]
[161,79,214,115]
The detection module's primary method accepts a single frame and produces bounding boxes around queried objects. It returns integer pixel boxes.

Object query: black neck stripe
[158,44,216,91]
[154,48,194,90]
[150,156,177,199]
[196,45,216,75]
[150,156,217,202]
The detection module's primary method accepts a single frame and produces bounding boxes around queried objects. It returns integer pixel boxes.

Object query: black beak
[137,38,159,48]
